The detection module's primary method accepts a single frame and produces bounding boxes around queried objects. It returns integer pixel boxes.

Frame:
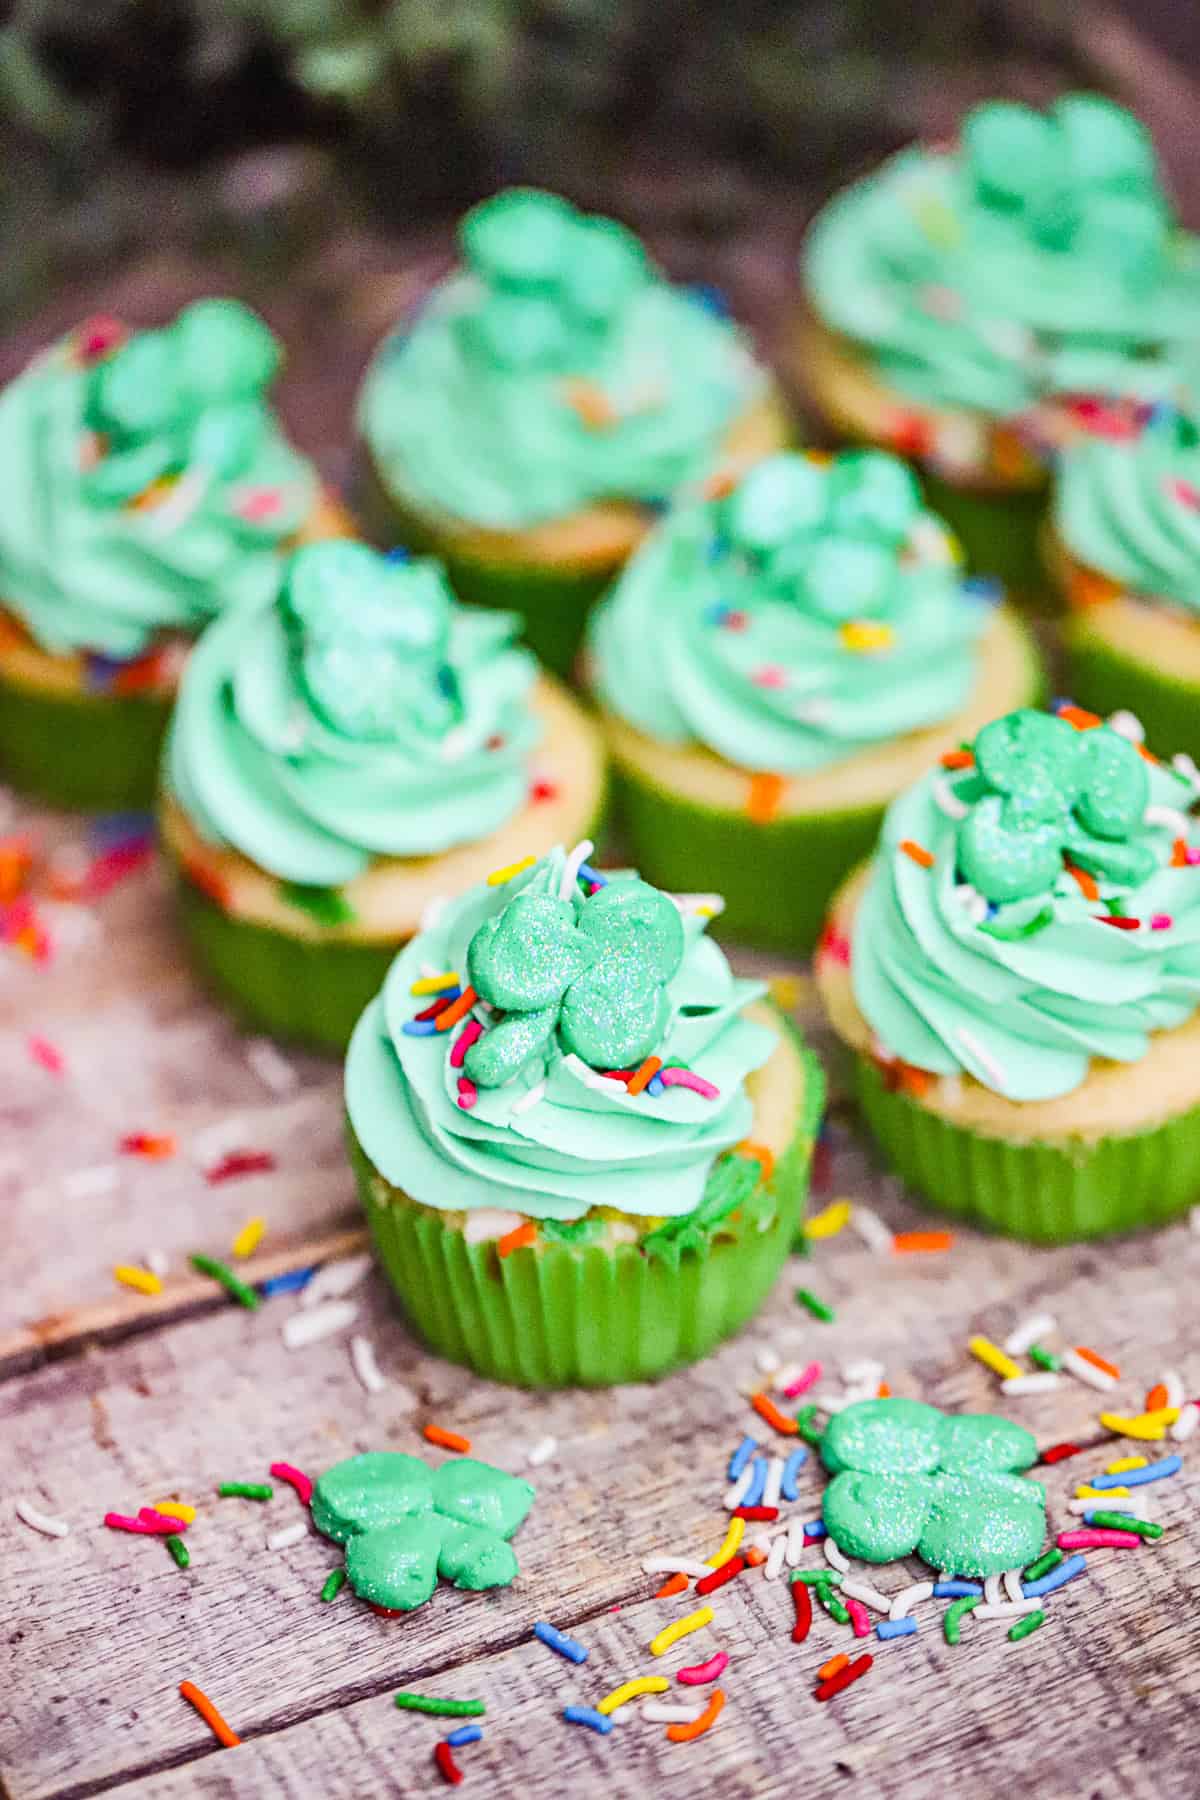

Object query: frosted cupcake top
[168,541,540,885]
[848,706,1200,1100]
[588,450,990,773]
[345,845,778,1226]
[804,95,1200,421]
[357,188,766,530]
[1056,407,1200,611]
[0,301,317,659]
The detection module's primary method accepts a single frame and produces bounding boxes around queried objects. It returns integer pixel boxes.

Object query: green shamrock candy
[825,451,922,543]
[821,1398,1044,1578]
[721,454,828,554]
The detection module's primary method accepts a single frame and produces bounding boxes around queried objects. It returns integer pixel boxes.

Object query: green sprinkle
[944,1595,981,1643]
[1008,1609,1046,1642]
[165,1534,189,1570]
[394,1694,486,1718]
[790,1569,842,1585]
[1086,1511,1163,1539]
[1022,1547,1063,1583]
[817,1589,851,1626]
[795,1287,834,1323]
[190,1253,260,1311]
[794,1404,824,1446]
[218,1481,274,1501]
[320,1568,347,1602]
[280,881,357,926]
[539,1216,606,1246]
[979,903,1054,941]
[1028,1344,1060,1372]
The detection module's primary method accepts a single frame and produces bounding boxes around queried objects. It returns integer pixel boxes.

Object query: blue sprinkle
[1092,1454,1180,1490]
[742,1457,768,1508]
[876,1616,918,1639]
[933,1580,982,1598]
[534,1621,588,1664]
[84,652,127,693]
[1021,1552,1086,1598]
[385,545,411,562]
[642,495,670,515]
[90,809,155,848]
[705,537,726,564]
[563,1705,612,1736]
[961,575,1004,604]
[780,1446,808,1502]
[985,902,999,920]
[704,600,730,625]
[688,282,730,319]
[647,1074,666,1096]
[728,1435,757,1482]
[445,1725,483,1748]
[802,1519,826,1540]
[402,1018,439,1036]
[260,1265,316,1296]
[576,861,607,890]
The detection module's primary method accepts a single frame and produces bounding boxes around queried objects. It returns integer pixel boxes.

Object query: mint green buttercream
[345,848,776,1220]
[357,188,765,530]
[805,94,1200,419]
[0,301,317,658]
[1056,409,1200,609]
[167,541,540,884]
[589,450,987,773]
[850,709,1200,1100]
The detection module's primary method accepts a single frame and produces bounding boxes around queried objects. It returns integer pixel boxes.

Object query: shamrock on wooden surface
[820,1397,1045,1578]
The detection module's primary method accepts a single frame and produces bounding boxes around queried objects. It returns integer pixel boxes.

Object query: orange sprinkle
[656,1572,690,1598]
[877,1381,891,1398]
[1058,705,1102,732]
[751,1391,799,1437]
[179,1680,240,1750]
[735,1141,775,1183]
[895,1061,933,1099]
[1145,1383,1168,1413]
[899,839,934,869]
[665,1687,725,1742]
[1063,860,1099,901]
[743,1546,767,1568]
[818,1653,849,1682]
[424,1424,471,1454]
[892,1230,954,1253]
[939,749,974,770]
[1172,837,1191,868]
[1066,564,1121,611]
[626,1055,663,1098]
[497,1221,537,1258]
[1076,1346,1121,1381]
[1136,742,1159,766]
[701,469,738,500]
[561,379,617,431]
[435,985,478,1033]
[183,853,232,910]
[746,772,784,825]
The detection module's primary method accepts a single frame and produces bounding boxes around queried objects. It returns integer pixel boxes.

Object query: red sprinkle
[529,778,558,803]
[732,1506,779,1522]
[695,1555,746,1597]
[270,1462,313,1506]
[415,994,457,1022]
[1040,1441,1084,1464]
[434,1741,463,1786]
[206,1149,276,1185]
[815,1653,873,1702]
[791,1576,813,1643]
[677,1651,729,1686]
[1098,915,1140,931]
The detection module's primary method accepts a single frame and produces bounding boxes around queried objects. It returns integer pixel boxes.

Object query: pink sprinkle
[781,1361,823,1400]
[138,1507,189,1533]
[457,1075,478,1111]
[658,1066,720,1100]
[235,486,284,522]
[818,924,851,967]
[81,839,154,898]
[1169,476,1200,512]
[845,1596,871,1638]
[78,314,124,360]
[270,1461,313,1506]
[450,1020,483,1069]
[1151,913,1173,931]
[752,665,787,689]
[205,1149,276,1185]
[721,610,748,632]
[1188,847,1200,867]
[920,283,962,321]
[28,1035,64,1074]
[677,1651,729,1686]
[104,1511,174,1536]
[1057,1529,1142,1550]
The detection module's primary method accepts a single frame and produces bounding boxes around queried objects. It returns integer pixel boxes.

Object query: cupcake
[345,844,824,1386]
[793,94,1200,604]
[585,448,1040,951]
[356,188,790,678]
[816,704,1200,1242]
[1055,405,1200,760]
[0,300,347,811]
[160,540,606,1051]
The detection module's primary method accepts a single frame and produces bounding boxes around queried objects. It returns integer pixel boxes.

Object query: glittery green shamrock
[457,188,647,372]
[465,876,686,1086]
[956,709,1157,904]
[284,542,462,741]
[311,1452,536,1611]
[718,450,922,623]
[821,1398,1045,1578]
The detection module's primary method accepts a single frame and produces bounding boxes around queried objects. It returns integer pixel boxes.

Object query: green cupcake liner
[1066,620,1200,764]
[855,1055,1200,1243]
[0,665,171,811]
[350,1030,824,1387]
[920,473,1053,614]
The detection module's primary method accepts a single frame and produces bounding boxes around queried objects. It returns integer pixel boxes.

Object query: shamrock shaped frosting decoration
[457,188,648,373]
[961,95,1169,285]
[956,708,1157,904]
[311,1451,536,1611]
[464,875,686,1087]
[717,450,922,624]
[283,541,462,741]
[821,1397,1045,1578]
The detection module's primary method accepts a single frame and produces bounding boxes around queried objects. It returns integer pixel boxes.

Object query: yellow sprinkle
[649,1605,714,1657]
[410,971,460,996]
[804,1199,852,1241]
[1075,1485,1128,1501]
[968,1336,1022,1383]
[1105,1456,1148,1475]
[912,195,962,248]
[768,973,800,1011]
[596,1676,669,1715]
[486,855,535,887]
[231,1216,266,1259]
[840,620,895,654]
[113,1264,162,1297]
[705,1516,745,1569]
[152,1500,196,1523]
[1099,1408,1179,1441]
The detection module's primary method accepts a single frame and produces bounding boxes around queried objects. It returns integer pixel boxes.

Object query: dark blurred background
[4,0,1196,484]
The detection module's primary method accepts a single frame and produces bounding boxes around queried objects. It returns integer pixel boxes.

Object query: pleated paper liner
[0,664,171,811]
[855,1055,1200,1244]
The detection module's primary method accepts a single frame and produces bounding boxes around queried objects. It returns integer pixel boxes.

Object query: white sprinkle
[1062,1348,1117,1393]
[143,464,209,536]
[723,1463,758,1510]
[461,1208,526,1245]
[16,1498,70,1538]
[1003,1570,1024,1605]
[934,776,969,820]
[1171,1402,1200,1442]
[145,1248,170,1279]
[824,1536,850,1574]
[438,724,475,763]
[842,1576,890,1613]
[559,838,595,900]
[850,1205,893,1254]
[974,1599,1044,1621]
[843,1360,884,1385]
[282,1299,358,1350]
[755,1346,781,1375]
[1145,804,1191,836]
[301,1254,372,1309]
[762,1457,784,1510]
[1001,1374,1062,1395]
[245,1038,298,1095]
[746,1531,775,1558]
[765,1534,788,1581]
[1191,1205,1200,1237]
[509,1081,547,1117]
[561,1053,621,1095]
[526,1435,557,1468]
[954,883,989,925]
[641,1701,705,1725]
[1066,1494,1154,1518]
[957,1027,1007,1092]
[1162,1371,1186,1410]
[1171,752,1200,794]
[418,894,449,932]
[350,1334,386,1394]
[62,1163,119,1200]
[669,891,725,918]
[641,1556,711,1578]
[889,1581,933,1619]
[772,1362,805,1394]
[1107,709,1145,743]
[1003,1313,1057,1356]
[188,1116,249,1166]
[785,1516,808,1568]
[984,1574,1002,1608]
[267,1521,308,1552]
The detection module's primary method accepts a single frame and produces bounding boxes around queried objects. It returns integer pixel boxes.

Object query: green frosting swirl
[589,450,987,772]
[345,847,777,1220]
[357,188,766,529]
[167,541,539,884]
[1056,408,1200,609]
[805,95,1200,419]
[850,707,1200,1099]
[0,301,317,658]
